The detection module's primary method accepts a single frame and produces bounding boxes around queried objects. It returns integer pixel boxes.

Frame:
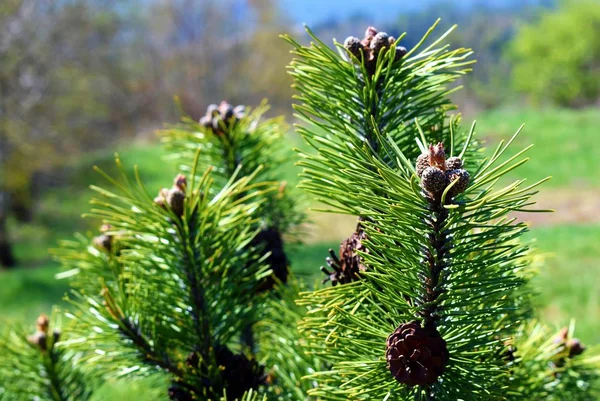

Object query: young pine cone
[93,234,112,253]
[28,314,60,352]
[155,175,187,217]
[386,321,449,386]
[166,188,185,217]
[370,32,391,55]
[445,169,470,198]
[421,167,448,197]
[344,36,364,59]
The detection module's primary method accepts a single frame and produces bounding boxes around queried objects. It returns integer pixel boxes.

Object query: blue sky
[280,0,476,25]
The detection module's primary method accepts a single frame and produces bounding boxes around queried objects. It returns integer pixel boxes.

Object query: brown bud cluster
[155,174,187,217]
[344,26,407,75]
[386,321,449,386]
[417,143,470,201]
[321,225,368,286]
[554,327,586,361]
[199,101,245,135]
[27,314,60,352]
[92,224,116,253]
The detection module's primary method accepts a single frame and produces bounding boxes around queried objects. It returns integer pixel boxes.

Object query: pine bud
[167,188,185,217]
[421,167,448,196]
[93,234,112,253]
[428,143,446,169]
[219,101,234,120]
[395,46,407,61]
[388,36,396,45]
[36,313,49,334]
[206,104,219,116]
[370,32,390,54]
[445,156,463,170]
[386,322,449,386]
[567,338,585,357]
[344,36,363,59]
[28,331,48,351]
[199,115,211,128]
[233,105,246,119]
[416,153,430,178]
[365,26,378,40]
[445,169,470,198]
[173,174,187,191]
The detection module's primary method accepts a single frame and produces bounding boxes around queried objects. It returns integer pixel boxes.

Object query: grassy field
[1,107,599,398]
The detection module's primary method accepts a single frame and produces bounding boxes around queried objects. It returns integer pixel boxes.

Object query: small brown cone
[445,169,470,198]
[421,167,447,197]
[445,156,463,170]
[167,188,185,217]
[344,36,363,59]
[415,153,430,178]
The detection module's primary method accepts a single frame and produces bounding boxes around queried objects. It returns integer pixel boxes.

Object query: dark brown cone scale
[321,227,368,286]
[386,322,449,386]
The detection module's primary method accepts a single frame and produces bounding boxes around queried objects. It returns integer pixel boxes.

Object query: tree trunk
[0,191,16,268]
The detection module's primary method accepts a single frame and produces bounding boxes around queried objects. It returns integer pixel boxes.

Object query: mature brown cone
[321,227,368,286]
[386,322,449,386]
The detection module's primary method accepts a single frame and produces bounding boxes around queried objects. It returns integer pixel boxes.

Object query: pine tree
[282,22,600,400]
[50,100,305,400]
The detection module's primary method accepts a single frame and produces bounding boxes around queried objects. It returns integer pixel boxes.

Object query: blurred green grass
[474,107,600,188]
[1,108,599,398]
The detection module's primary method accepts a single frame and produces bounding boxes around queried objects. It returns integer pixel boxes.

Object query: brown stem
[420,193,451,330]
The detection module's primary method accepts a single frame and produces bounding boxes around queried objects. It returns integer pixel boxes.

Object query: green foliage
[508,321,600,400]
[256,277,324,400]
[0,314,94,401]
[54,160,273,399]
[509,1,600,107]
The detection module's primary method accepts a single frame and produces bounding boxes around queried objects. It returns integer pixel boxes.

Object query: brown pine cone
[386,322,449,386]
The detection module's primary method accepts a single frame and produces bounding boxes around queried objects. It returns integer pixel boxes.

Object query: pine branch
[55,158,274,399]
[0,314,94,401]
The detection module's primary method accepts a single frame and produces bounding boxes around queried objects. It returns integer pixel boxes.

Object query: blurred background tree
[509,0,600,107]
